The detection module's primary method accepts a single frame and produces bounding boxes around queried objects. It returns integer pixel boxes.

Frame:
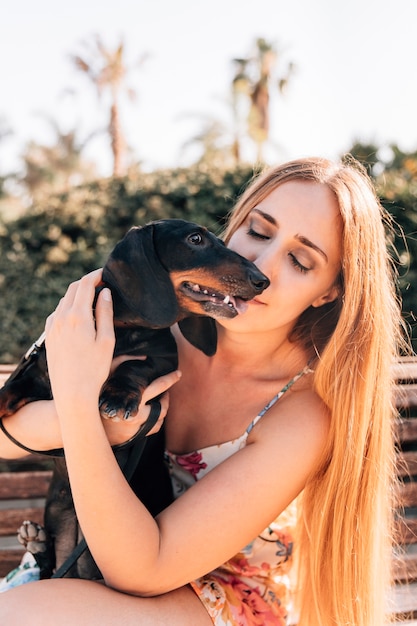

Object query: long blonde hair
[224,157,403,625]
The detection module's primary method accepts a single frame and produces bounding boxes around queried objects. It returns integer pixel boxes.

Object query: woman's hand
[45,268,115,420]
[44,267,181,440]
[103,369,182,446]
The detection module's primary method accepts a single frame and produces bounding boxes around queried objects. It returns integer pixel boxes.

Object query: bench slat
[397,450,417,478]
[397,419,417,444]
[390,582,417,622]
[0,506,45,536]
[0,471,52,500]
[393,357,417,380]
[399,482,417,510]
[395,516,417,546]
[392,553,417,584]
[396,385,417,409]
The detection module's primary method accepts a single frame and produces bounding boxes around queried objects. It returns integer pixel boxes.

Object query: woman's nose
[252,248,277,281]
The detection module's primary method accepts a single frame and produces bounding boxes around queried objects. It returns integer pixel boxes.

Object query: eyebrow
[251,208,329,262]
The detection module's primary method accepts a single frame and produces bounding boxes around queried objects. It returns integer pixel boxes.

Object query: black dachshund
[0,219,269,579]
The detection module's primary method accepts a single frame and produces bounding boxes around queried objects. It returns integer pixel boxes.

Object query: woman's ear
[311,284,340,308]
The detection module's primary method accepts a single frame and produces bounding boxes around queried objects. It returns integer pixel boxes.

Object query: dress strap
[246,363,314,435]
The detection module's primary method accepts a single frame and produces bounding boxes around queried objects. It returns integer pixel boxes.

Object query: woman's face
[225,180,343,335]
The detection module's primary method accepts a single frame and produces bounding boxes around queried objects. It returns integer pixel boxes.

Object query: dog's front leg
[99,354,177,422]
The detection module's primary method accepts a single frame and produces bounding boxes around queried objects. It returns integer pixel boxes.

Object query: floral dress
[165,365,312,626]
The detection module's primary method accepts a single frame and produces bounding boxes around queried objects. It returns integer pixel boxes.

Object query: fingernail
[102,288,112,301]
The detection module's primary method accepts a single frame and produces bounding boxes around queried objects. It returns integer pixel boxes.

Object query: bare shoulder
[246,384,331,488]
[281,384,330,442]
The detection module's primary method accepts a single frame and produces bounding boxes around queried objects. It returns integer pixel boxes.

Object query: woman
[0,157,403,625]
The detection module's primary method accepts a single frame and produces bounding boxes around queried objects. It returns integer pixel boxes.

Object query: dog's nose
[248,269,270,294]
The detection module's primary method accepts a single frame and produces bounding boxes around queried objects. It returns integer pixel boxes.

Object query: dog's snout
[248,269,270,294]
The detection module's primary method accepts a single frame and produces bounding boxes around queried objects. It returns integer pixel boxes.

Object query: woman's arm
[0,378,172,460]
[0,284,173,460]
[0,400,62,459]
[44,268,330,597]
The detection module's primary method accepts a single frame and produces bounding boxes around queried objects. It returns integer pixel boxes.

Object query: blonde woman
[0,157,402,625]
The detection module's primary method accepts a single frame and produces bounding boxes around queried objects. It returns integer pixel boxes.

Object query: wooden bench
[390,357,417,621]
[1,361,417,620]
[0,365,53,576]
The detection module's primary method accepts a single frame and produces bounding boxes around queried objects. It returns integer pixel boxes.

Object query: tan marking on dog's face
[169,269,233,315]
[169,270,221,314]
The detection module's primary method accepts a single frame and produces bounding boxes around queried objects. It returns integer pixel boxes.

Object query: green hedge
[375,168,417,352]
[0,165,256,362]
[0,163,416,363]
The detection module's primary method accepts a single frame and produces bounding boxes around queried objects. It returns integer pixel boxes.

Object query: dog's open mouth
[181,282,248,317]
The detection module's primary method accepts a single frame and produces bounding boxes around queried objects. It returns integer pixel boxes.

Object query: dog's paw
[17,520,48,554]
[99,392,141,422]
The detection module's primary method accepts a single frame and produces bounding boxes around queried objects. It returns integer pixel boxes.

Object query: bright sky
[1,0,416,176]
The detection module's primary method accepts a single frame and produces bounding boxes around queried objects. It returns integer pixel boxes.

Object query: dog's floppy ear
[103,225,179,327]
[177,317,217,356]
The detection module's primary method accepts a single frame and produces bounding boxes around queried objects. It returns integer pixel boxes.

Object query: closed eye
[246,227,270,241]
[289,253,311,274]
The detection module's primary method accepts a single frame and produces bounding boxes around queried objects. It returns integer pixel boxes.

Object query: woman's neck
[213,323,307,379]
[167,324,311,454]
[173,322,307,382]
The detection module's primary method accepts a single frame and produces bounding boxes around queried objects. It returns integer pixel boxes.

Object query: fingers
[71,268,103,312]
[43,268,115,410]
[141,370,182,406]
[58,269,104,311]
[45,269,105,335]
[95,288,114,344]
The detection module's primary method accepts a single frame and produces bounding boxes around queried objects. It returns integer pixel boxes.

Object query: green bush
[0,165,255,362]
[376,173,417,350]
[0,162,415,363]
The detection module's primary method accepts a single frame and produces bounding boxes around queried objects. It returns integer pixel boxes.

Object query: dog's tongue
[234,298,249,314]
[221,294,249,315]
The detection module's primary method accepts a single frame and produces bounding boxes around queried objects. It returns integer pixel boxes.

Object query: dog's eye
[188,233,204,245]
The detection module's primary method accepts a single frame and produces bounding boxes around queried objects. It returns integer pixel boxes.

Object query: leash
[51,399,162,579]
[1,332,164,578]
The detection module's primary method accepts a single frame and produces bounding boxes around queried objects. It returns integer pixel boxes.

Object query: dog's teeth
[223,295,230,304]
[203,289,209,295]
[192,284,201,292]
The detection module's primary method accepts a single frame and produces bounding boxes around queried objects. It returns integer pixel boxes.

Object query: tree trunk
[110,101,126,177]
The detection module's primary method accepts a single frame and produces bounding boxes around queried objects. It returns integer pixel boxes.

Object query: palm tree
[20,116,97,200]
[231,58,250,164]
[71,35,147,177]
[180,115,236,168]
[232,38,295,163]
